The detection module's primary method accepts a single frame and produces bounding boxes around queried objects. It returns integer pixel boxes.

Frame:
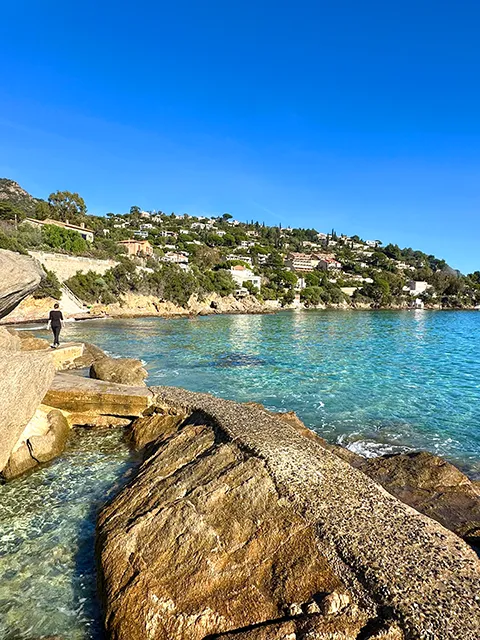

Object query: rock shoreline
[1,248,480,640]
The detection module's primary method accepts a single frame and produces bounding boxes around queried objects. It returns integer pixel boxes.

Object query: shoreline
[2,301,479,326]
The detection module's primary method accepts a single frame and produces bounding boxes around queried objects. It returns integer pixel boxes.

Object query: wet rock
[0,350,55,472]
[359,451,480,545]
[2,405,69,479]
[0,249,44,319]
[90,356,147,386]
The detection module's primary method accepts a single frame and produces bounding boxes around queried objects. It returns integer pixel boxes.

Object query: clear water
[0,429,139,640]
[3,309,479,639]
[36,309,480,475]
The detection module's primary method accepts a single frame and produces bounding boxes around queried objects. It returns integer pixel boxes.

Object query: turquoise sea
[52,309,480,476]
[1,309,479,639]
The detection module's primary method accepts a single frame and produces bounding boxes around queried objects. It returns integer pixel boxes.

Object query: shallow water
[34,309,480,475]
[0,429,138,640]
[3,309,480,639]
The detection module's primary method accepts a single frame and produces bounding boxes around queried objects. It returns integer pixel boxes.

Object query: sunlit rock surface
[97,387,480,640]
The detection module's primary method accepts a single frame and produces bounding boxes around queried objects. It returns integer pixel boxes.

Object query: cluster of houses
[23,215,430,301]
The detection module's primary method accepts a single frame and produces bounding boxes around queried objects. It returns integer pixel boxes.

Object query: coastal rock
[90,356,147,386]
[2,405,69,479]
[359,451,480,546]
[0,326,21,351]
[0,249,44,319]
[44,373,153,425]
[17,332,51,351]
[72,341,108,368]
[0,350,56,472]
[97,387,480,640]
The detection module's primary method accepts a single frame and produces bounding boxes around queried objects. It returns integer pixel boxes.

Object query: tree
[48,191,87,221]
[130,205,141,215]
[33,270,62,300]
[222,213,233,221]
[0,201,24,222]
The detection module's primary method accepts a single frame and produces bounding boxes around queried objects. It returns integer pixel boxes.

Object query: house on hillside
[230,265,261,290]
[318,257,342,271]
[284,252,321,272]
[161,251,189,265]
[404,281,431,295]
[24,217,95,242]
[117,239,154,257]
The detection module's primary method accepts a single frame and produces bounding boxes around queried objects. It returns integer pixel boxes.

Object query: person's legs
[52,326,61,347]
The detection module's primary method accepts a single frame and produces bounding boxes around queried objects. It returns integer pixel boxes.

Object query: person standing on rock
[47,303,64,348]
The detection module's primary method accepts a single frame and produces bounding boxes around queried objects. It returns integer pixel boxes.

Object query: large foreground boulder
[0,249,44,319]
[2,405,69,479]
[0,326,21,351]
[97,387,480,640]
[0,351,56,472]
[90,356,147,386]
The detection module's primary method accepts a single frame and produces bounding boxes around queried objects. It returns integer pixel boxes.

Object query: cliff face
[96,388,480,640]
[0,178,40,215]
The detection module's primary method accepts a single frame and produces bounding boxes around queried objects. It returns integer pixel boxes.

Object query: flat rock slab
[44,373,154,417]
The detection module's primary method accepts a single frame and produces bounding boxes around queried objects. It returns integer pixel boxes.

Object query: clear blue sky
[1,1,479,272]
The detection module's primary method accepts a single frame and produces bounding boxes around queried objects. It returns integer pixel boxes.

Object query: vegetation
[1,177,479,309]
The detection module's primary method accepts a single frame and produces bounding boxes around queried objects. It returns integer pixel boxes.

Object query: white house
[230,265,261,291]
[318,257,342,271]
[404,281,431,295]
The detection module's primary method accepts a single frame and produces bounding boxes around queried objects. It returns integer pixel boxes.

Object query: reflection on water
[0,429,139,640]
[32,310,480,477]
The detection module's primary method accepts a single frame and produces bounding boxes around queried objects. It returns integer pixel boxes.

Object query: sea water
[2,309,479,638]
[48,309,480,475]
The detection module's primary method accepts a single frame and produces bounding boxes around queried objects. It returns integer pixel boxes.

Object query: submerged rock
[96,387,480,640]
[90,356,147,386]
[0,249,44,319]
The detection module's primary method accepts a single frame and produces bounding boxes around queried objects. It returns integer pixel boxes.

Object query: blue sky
[1,1,479,272]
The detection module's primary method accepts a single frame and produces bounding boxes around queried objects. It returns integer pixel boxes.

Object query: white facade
[230,266,261,290]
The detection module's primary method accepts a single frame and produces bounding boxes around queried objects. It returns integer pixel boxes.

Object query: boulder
[0,249,44,319]
[72,341,108,369]
[359,451,480,546]
[96,387,480,640]
[2,405,70,479]
[0,350,56,472]
[90,356,147,386]
[44,373,154,425]
[17,332,51,351]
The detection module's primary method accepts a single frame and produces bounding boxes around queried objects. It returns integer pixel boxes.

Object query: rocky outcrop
[44,373,154,427]
[359,451,480,546]
[0,326,21,351]
[71,341,108,369]
[2,405,69,479]
[0,249,44,318]
[90,356,147,386]
[97,388,480,640]
[0,350,56,472]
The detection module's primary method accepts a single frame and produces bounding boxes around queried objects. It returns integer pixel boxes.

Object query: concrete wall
[29,251,118,283]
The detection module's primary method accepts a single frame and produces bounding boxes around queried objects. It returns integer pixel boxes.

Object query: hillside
[0,178,42,216]
[0,179,479,310]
